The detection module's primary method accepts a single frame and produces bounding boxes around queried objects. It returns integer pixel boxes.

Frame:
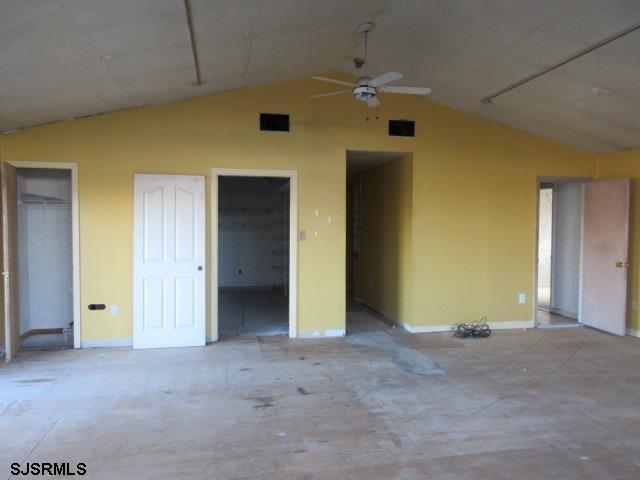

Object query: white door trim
[3,161,81,348]
[211,168,298,340]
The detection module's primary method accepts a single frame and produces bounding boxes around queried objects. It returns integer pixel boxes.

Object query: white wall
[218,180,289,287]
[17,169,73,333]
[551,182,582,319]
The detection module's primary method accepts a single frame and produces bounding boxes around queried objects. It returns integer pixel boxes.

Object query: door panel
[581,179,630,336]
[143,277,164,329]
[175,277,195,327]
[175,188,196,261]
[2,163,19,361]
[133,175,205,348]
[143,188,164,262]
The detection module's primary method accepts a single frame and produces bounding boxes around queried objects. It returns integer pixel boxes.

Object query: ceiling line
[183,0,203,86]
[241,5,260,88]
[481,21,640,104]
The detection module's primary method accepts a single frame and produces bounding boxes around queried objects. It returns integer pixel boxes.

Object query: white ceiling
[1,1,639,153]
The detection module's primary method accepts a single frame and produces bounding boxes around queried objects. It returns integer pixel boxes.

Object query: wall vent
[389,120,415,137]
[260,113,290,132]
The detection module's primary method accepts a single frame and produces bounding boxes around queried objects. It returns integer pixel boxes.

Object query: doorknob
[615,261,629,268]
[198,266,204,271]
[1,271,9,278]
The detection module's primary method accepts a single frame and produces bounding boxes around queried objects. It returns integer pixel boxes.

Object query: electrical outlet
[518,293,526,304]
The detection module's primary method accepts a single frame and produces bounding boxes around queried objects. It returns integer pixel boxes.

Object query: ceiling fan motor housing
[353,77,377,102]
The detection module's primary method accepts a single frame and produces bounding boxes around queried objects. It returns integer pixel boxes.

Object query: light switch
[298,230,306,241]
[110,305,119,316]
[518,293,526,304]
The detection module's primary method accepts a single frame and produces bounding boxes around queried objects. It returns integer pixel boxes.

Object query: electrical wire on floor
[450,317,491,338]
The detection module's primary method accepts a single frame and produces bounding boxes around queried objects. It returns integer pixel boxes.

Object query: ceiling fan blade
[311,76,355,87]
[366,97,379,108]
[310,90,351,99]
[370,71,403,87]
[380,85,431,95]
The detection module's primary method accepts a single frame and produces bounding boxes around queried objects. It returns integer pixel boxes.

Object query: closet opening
[16,168,74,350]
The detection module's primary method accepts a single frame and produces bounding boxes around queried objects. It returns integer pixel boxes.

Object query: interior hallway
[346,297,394,334]
[2,321,639,479]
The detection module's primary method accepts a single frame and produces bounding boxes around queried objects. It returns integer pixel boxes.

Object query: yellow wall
[353,156,413,324]
[597,149,640,333]
[0,74,597,342]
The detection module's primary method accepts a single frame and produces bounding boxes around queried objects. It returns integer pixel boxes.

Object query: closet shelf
[19,193,68,205]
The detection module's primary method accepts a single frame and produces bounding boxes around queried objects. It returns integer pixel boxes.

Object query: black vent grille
[260,113,290,132]
[389,120,415,137]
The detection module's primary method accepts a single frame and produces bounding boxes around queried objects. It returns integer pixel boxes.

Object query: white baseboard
[353,296,535,334]
[402,320,534,333]
[401,323,447,333]
[626,328,640,338]
[489,320,535,330]
[81,338,133,348]
[297,329,346,339]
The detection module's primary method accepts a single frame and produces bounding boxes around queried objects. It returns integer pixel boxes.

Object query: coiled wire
[450,317,491,338]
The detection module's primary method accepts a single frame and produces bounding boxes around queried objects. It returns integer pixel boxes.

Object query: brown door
[581,179,630,336]
[2,162,19,361]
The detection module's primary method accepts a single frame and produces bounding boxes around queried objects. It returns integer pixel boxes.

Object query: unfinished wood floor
[1,306,640,479]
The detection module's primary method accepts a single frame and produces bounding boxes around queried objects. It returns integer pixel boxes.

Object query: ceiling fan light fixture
[309,23,431,110]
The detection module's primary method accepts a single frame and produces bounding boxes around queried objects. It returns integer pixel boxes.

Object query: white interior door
[581,179,630,336]
[133,174,205,349]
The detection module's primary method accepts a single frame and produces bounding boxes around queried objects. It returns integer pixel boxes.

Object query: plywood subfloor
[1,306,639,479]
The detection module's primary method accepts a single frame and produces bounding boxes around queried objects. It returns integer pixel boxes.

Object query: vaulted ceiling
[2,0,639,153]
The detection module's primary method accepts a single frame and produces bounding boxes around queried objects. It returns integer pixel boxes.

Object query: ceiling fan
[310,22,431,108]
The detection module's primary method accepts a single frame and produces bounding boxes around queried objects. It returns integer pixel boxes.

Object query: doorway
[212,169,297,340]
[2,162,80,361]
[346,151,413,334]
[535,177,630,335]
[535,179,585,328]
[17,169,74,349]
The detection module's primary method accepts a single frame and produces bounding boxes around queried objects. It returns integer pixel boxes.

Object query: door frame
[533,176,590,327]
[3,161,81,348]
[211,168,298,340]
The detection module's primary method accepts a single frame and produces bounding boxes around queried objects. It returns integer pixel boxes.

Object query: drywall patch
[346,331,446,375]
[392,348,445,375]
